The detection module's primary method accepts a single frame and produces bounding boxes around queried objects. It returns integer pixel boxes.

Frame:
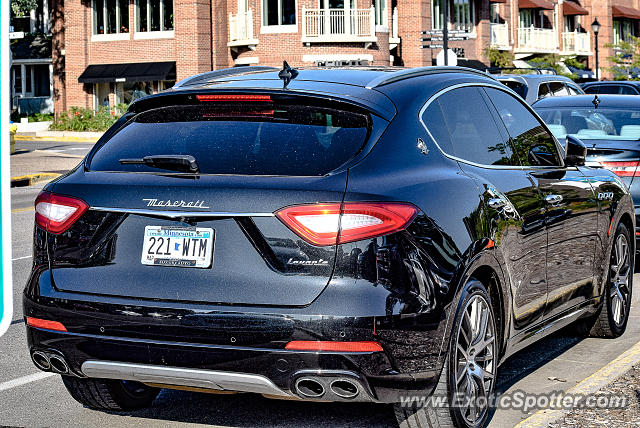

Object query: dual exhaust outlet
[31,350,69,374]
[295,377,361,400]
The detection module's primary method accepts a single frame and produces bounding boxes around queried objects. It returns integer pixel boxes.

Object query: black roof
[533,94,640,108]
[172,65,496,90]
[130,66,498,121]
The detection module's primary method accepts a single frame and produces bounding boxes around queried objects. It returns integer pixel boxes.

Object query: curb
[14,135,99,143]
[514,338,640,428]
[11,173,61,188]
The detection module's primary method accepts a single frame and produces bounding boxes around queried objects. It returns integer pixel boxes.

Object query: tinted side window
[549,81,569,96]
[620,85,638,95]
[538,82,551,99]
[502,80,527,98]
[421,99,455,155]
[566,84,582,95]
[583,86,599,94]
[596,85,620,94]
[435,86,516,166]
[484,87,562,167]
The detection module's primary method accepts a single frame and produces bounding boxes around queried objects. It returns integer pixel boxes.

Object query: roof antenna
[278,61,298,89]
[592,94,600,109]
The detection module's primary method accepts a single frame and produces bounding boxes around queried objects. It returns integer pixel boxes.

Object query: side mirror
[565,135,587,167]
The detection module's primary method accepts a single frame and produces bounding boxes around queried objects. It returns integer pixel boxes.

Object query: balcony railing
[490,23,509,49]
[517,26,557,52]
[390,7,400,49]
[302,6,377,43]
[561,31,591,55]
[228,9,258,48]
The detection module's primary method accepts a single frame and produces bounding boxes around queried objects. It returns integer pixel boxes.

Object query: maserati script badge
[143,199,210,209]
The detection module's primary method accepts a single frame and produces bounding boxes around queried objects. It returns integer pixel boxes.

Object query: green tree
[484,47,514,68]
[605,35,640,80]
[11,0,37,17]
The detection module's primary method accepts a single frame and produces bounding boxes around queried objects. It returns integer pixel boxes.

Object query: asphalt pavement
[1,162,640,427]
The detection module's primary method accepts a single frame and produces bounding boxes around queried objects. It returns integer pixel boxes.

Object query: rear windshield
[536,107,640,140]
[88,102,371,176]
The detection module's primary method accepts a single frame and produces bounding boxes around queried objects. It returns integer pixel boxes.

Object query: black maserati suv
[24,65,634,428]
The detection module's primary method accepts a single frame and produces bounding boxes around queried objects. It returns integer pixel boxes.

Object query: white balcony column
[345,1,351,35]
[324,5,330,37]
[369,6,375,36]
[302,6,307,37]
[392,7,398,39]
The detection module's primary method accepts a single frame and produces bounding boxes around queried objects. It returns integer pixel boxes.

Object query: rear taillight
[35,192,89,234]
[275,202,419,246]
[599,161,640,177]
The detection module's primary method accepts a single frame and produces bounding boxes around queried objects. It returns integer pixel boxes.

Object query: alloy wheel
[610,233,631,326]
[453,294,496,427]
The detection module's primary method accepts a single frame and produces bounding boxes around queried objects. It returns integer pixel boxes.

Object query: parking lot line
[11,207,34,213]
[0,372,55,392]
[515,338,640,428]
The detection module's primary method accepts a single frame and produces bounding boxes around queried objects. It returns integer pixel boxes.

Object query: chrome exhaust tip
[48,354,69,374]
[295,378,325,398]
[330,379,359,399]
[31,351,51,371]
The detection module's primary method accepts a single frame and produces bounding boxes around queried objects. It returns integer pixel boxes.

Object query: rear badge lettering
[598,192,614,201]
[287,258,330,266]
[143,198,210,209]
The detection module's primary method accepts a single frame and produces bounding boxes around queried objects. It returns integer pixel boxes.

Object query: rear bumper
[24,292,444,404]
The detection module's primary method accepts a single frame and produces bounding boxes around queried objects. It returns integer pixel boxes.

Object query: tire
[584,222,633,338]
[62,376,159,411]
[394,279,497,428]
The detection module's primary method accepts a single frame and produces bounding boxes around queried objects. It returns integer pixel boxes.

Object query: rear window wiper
[119,155,200,173]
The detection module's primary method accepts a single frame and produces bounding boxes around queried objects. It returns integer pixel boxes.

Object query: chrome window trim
[418,82,566,170]
[90,207,275,217]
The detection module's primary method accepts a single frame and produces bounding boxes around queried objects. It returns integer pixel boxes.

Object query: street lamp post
[592,18,601,81]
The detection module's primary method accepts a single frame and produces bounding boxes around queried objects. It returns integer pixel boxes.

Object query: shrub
[484,47,514,68]
[50,105,126,132]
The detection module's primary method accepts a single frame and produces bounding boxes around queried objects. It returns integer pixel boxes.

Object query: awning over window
[612,5,640,20]
[489,0,507,4]
[563,1,588,15]
[519,0,555,10]
[78,62,176,84]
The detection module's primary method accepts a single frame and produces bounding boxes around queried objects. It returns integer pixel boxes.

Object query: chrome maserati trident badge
[143,199,210,209]
[417,138,429,155]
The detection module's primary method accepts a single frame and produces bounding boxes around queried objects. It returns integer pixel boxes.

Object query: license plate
[141,226,214,268]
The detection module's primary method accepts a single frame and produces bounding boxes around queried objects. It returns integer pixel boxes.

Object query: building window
[613,19,635,45]
[136,0,174,32]
[263,0,296,26]
[93,0,129,34]
[432,0,474,32]
[374,0,387,26]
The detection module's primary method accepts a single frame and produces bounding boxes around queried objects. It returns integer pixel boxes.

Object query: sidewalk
[14,130,103,143]
[10,149,84,187]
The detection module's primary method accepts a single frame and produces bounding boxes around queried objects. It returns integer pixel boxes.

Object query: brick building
[51,0,640,112]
